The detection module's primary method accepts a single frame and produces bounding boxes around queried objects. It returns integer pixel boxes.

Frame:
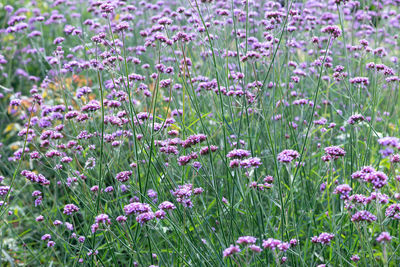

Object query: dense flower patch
[1,0,400,266]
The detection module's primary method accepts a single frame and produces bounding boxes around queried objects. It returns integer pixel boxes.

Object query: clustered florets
[277,149,300,163]
[311,233,335,245]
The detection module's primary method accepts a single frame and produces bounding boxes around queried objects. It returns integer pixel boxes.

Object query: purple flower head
[364,171,388,189]
[32,190,42,197]
[391,154,400,163]
[136,211,155,225]
[192,161,202,170]
[311,232,334,245]
[91,223,99,233]
[376,232,391,243]
[95,214,111,224]
[178,152,197,166]
[277,242,290,252]
[240,157,262,168]
[63,204,79,215]
[380,148,394,157]
[223,245,241,258]
[105,186,114,193]
[182,134,207,148]
[53,37,65,45]
[323,146,346,161]
[349,77,369,86]
[347,114,364,125]
[351,255,360,262]
[367,192,389,204]
[277,149,300,163]
[249,245,262,253]
[321,25,342,38]
[124,202,151,215]
[351,210,377,223]
[90,186,99,192]
[147,189,158,200]
[155,209,166,220]
[262,238,282,250]
[81,100,100,112]
[53,220,63,226]
[41,234,51,241]
[236,236,256,245]
[333,184,352,199]
[320,182,326,192]
[10,99,21,106]
[290,239,298,246]
[229,159,241,168]
[4,5,13,13]
[158,201,176,210]
[351,166,375,181]
[334,0,349,5]
[0,186,10,196]
[226,149,251,159]
[65,222,74,231]
[264,176,274,183]
[116,215,127,223]
[378,137,399,157]
[115,171,132,182]
[172,184,192,199]
[386,204,400,220]
[76,86,92,98]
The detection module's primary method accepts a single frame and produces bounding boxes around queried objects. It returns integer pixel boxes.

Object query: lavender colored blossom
[262,238,282,250]
[323,146,346,161]
[63,204,79,215]
[124,202,151,215]
[0,186,10,196]
[347,114,365,125]
[364,171,388,189]
[95,214,111,224]
[386,204,400,220]
[41,234,51,241]
[277,150,300,163]
[236,236,256,245]
[333,184,352,199]
[223,245,241,258]
[182,134,207,148]
[321,25,342,38]
[376,232,392,243]
[136,211,155,225]
[158,201,176,210]
[351,255,360,262]
[116,216,127,223]
[226,149,251,159]
[351,210,377,223]
[115,171,133,182]
[311,233,335,245]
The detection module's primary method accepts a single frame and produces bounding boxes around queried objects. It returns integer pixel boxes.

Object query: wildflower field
[1,0,400,266]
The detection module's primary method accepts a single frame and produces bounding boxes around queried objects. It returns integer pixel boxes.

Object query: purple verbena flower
[351,210,377,223]
[223,245,241,258]
[236,236,256,245]
[376,232,391,243]
[124,202,151,215]
[63,204,79,215]
[136,211,155,225]
[277,149,300,163]
[311,232,334,245]
[386,204,400,220]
